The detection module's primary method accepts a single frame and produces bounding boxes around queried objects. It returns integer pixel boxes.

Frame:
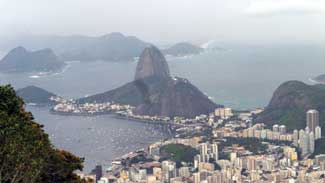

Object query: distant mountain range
[78,46,220,118]
[162,42,203,56]
[58,32,150,62]
[0,33,206,62]
[16,85,58,105]
[255,80,325,133]
[0,33,149,62]
[0,47,65,73]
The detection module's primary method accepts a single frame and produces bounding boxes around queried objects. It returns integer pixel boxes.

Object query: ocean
[1,44,325,172]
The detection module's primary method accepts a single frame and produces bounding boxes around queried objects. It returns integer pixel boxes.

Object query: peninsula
[77,45,220,118]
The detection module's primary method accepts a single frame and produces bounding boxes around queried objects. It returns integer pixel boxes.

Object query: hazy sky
[0,0,325,44]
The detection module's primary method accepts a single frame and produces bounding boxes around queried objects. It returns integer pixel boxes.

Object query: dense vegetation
[255,81,325,133]
[159,144,199,163]
[0,85,85,183]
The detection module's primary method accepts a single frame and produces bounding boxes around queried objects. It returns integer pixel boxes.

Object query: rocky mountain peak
[4,46,28,58]
[11,46,27,53]
[78,46,219,118]
[134,46,170,80]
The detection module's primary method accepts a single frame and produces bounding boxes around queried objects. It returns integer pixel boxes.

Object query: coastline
[114,114,181,127]
[28,62,72,79]
[27,105,173,173]
[309,77,325,84]
[50,108,181,127]
[49,108,115,116]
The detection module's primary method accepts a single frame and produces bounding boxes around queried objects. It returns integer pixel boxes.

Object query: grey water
[26,106,170,172]
[1,44,325,172]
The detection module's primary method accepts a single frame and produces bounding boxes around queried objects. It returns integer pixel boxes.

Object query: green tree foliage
[159,144,199,163]
[0,85,85,183]
[255,81,325,134]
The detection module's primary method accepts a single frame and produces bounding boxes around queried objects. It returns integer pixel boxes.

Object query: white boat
[29,75,40,79]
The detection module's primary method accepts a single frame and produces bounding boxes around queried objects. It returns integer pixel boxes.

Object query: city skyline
[1,1,324,182]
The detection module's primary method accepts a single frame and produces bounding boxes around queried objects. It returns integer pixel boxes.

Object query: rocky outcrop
[134,46,170,80]
[0,47,65,73]
[255,80,325,132]
[78,46,220,118]
[79,75,219,118]
[133,76,219,118]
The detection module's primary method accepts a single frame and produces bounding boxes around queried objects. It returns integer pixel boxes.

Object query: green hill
[255,80,325,133]
[16,85,58,105]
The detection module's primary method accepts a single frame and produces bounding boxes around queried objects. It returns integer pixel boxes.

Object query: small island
[162,42,203,57]
[0,47,66,73]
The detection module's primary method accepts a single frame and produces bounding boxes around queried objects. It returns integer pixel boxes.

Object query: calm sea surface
[1,45,325,171]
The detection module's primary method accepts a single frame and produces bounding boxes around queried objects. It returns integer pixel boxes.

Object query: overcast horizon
[1,0,325,45]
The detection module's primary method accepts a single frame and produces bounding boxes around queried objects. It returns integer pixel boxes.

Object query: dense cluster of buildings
[52,100,133,115]
[116,111,172,124]
[78,107,324,183]
[241,124,293,141]
[214,108,233,119]
[228,110,322,158]
[294,110,322,156]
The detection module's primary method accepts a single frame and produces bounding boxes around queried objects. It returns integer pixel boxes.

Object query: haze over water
[1,45,325,172]
[1,44,325,109]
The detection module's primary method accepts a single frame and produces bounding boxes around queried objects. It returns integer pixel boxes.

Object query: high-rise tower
[306,109,319,133]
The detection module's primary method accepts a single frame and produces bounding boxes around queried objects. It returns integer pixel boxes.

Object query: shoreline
[49,108,181,127]
[309,77,325,84]
[49,108,115,116]
[114,114,181,127]
[29,105,175,173]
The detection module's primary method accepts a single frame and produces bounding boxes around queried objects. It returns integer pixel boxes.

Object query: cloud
[244,0,325,16]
